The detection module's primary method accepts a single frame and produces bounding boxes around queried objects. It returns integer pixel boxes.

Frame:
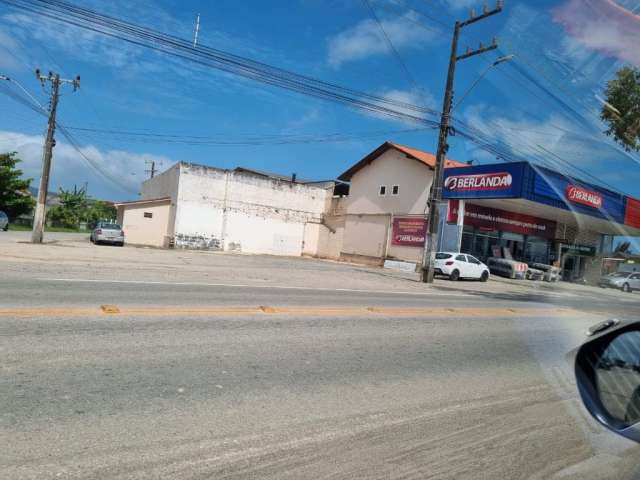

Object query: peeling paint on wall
[174,233,221,250]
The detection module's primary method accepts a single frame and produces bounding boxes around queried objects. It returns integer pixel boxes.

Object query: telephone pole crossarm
[456,42,498,61]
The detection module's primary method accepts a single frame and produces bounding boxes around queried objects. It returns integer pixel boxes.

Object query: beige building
[334,142,464,264]
[115,162,335,255]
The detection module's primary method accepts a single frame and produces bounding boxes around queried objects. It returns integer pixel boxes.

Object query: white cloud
[0,130,172,200]
[461,103,624,170]
[327,13,435,67]
[0,29,23,70]
[553,0,640,67]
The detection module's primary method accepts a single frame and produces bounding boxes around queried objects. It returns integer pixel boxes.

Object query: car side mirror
[574,320,640,443]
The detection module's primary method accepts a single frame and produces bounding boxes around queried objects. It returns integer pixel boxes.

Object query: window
[144,212,153,218]
[467,255,481,265]
[391,185,399,195]
[378,185,387,196]
[435,253,452,260]
[455,254,467,262]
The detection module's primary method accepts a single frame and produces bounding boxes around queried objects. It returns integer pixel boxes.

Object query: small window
[392,185,399,195]
[467,255,481,264]
[144,212,153,218]
[378,185,387,196]
[436,253,452,260]
[455,254,467,262]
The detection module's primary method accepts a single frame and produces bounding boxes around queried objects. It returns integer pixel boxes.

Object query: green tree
[47,185,116,229]
[601,66,640,151]
[87,200,116,228]
[47,185,89,228]
[0,152,35,221]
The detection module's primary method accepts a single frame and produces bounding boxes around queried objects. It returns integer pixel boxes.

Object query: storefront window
[524,236,550,264]
[461,226,473,255]
[499,232,525,260]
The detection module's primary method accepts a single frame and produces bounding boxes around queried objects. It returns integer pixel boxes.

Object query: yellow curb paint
[0,305,586,319]
[100,304,121,314]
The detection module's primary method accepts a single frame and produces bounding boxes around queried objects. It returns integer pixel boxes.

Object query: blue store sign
[530,166,626,224]
[442,162,526,199]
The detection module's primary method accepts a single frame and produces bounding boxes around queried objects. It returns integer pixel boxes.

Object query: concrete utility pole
[420,1,503,283]
[31,69,80,244]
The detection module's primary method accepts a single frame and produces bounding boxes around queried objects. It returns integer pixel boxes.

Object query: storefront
[442,161,640,280]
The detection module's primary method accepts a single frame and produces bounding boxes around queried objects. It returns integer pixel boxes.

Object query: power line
[65,125,435,146]
[0,0,442,125]
[362,0,431,106]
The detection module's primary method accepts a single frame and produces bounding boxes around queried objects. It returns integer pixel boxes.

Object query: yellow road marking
[100,304,121,314]
[0,305,583,318]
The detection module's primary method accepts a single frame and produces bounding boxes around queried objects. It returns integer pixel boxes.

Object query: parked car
[90,222,125,246]
[525,268,544,281]
[487,257,528,279]
[528,262,561,282]
[0,211,8,231]
[598,271,640,292]
[433,252,490,281]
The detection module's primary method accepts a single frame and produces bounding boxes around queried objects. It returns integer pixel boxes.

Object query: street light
[453,54,514,110]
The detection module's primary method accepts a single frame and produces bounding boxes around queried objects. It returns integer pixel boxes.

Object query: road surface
[2,235,640,478]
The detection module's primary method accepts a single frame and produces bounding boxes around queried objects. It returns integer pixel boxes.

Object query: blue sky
[1,0,639,211]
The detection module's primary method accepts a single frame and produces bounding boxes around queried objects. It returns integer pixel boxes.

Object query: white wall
[172,164,332,255]
[344,149,433,216]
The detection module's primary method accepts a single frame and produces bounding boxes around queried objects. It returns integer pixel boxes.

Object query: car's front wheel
[449,269,460,281]
[480,270,489,282]
[622,283,632,293]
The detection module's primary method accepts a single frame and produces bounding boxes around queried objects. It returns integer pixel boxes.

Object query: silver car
[599,272,640,293]
[0,211,8,231]
[90,222,125,246]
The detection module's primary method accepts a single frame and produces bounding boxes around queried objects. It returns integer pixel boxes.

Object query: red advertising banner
[447,199,459,223]
[565,184,603,209]
[625,197,640,228]
[391,216,427,247]
[461,203,557,239]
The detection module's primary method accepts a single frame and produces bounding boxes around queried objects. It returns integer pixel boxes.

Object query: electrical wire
[0,0,442,124]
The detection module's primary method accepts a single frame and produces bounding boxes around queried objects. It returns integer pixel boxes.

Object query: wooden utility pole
[31,70,80,243]
[420,2,503,283]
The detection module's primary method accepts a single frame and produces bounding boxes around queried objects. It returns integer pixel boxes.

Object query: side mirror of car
[574,319,640,443]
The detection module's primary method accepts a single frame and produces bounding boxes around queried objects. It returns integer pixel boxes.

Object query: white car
[434,252,490,281]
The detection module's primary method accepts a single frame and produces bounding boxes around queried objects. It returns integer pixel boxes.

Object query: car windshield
[2,1,640,479]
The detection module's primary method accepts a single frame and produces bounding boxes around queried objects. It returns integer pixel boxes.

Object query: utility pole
[145,160,157,179]
[420,1,503,283]
[31,70,80,244]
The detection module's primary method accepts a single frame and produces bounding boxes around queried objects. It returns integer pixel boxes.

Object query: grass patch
[8,224,87,233]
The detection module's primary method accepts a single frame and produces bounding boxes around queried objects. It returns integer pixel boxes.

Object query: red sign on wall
[565,184,603,209]
[625,197,640,228]
[444,172,512,192]
[391,217,427,247]
[456,203,557,239]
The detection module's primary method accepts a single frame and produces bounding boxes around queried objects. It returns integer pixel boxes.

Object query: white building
[115,162,335,256]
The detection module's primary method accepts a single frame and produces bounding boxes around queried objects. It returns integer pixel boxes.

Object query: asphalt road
[2,272,640,480]
[2,234,640,479]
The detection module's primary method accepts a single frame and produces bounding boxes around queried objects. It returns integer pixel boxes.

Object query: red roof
[338,141,466,181]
